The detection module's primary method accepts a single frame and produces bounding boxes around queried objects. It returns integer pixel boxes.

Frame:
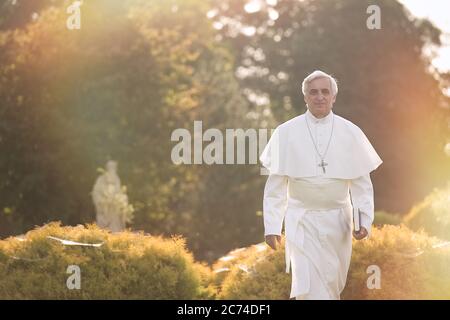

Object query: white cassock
[260,109,382,300]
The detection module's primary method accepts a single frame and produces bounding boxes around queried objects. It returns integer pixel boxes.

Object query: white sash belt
[284,178,352,274]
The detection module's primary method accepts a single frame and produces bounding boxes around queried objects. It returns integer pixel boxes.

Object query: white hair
[301,70,338,96]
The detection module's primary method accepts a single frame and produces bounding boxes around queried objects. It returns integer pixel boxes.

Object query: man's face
[304,77,336,118]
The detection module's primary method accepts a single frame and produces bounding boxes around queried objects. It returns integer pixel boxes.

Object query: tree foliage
[211,0,450,213]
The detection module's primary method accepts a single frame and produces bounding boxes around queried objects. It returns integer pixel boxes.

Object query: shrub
[215,225,450,299]
[403,182,450,241]
[0,222,214,299]
[342,225,450,299]
[213,241,290,299]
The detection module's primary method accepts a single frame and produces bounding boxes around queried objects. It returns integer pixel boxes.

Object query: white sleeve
[350,174,375,237]
[263,174,288,236]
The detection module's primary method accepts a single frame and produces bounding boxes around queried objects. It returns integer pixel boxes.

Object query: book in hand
[353,207,361,232]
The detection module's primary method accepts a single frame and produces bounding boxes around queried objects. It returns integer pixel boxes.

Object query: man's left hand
[353,227,368,240]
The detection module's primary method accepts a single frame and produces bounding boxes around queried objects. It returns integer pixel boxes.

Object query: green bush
[0,222,215,299]
[403,182,450,241]
[3,222,449,300]
[342,225,450,299]
[213,241,290,299]
[215,225,450,300]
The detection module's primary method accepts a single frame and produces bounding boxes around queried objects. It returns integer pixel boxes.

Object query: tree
[0,0,264,263]
[210,0,450,213]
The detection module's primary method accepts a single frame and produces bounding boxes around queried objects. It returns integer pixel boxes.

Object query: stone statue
[92,161,134,232]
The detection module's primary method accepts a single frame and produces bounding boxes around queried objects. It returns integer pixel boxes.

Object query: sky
[399,0,450,72]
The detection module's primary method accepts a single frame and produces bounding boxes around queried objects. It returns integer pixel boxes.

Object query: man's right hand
[265,234,281,250]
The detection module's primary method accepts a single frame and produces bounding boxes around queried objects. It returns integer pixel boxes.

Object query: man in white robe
[260,70,382,300]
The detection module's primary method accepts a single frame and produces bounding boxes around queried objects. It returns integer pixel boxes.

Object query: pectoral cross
[318,159,328,174]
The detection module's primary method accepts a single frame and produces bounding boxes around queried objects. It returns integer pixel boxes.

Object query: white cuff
[264,226,283,237]
[360,212,373,238]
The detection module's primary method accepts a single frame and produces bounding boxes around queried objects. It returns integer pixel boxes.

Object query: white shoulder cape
[259,113,382,179]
